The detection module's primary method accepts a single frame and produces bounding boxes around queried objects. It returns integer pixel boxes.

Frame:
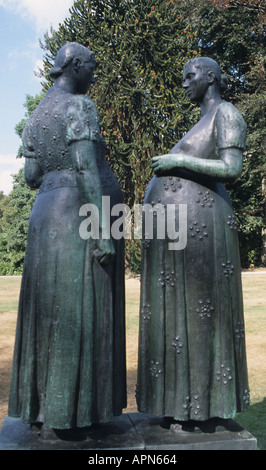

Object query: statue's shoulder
[216,101,246,128]
[66,95,100,145]
[215,101,247,150]
[67,94,97,115]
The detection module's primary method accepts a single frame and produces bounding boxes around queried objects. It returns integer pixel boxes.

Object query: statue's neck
[200,87,222,117]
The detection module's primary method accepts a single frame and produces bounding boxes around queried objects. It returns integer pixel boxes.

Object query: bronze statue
[8,43,126,432]
[137,57,250,424]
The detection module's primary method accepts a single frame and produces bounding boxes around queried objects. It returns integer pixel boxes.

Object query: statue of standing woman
[8,43,126,432]
[137,57,250,424]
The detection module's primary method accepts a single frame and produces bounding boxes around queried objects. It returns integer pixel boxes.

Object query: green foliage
[0,0,265,273]
[15,93,46,158]
[126,239,142,274]
[179,0,266,268]
[0,91,44,274]
[181,0,263,95]
[0,169,37,275]
[37,0,203,273]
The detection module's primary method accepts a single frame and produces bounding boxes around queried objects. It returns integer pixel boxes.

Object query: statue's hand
[93,238,115,266]
[151,154,183,174]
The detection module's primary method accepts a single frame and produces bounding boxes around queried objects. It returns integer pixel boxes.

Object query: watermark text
[79,197,187,251]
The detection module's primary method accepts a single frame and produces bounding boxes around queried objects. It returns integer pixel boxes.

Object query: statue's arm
[23,122,44,189]
[152,103,245,182]
[151,148,243,183]
[66,97,104,206]
[69,139,101,205]
[69,139,115,265]
[24,157,44,189]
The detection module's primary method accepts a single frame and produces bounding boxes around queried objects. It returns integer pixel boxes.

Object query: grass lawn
[0,271,265,449]
[234,271,266,449]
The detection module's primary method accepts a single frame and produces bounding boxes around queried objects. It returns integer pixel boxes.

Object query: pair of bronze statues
[8,43,249,434]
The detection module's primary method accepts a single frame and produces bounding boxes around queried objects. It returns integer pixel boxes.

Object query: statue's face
[182,63,209,103]
[76,54,96,94]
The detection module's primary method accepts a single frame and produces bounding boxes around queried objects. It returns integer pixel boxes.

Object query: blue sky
[0,0,73,194]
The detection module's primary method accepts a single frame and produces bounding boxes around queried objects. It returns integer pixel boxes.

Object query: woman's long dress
[137,101,250,421]
[8,87,126,429]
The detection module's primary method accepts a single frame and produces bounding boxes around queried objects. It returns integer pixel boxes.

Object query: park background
[0,0,265,274]
[0,0,265,449]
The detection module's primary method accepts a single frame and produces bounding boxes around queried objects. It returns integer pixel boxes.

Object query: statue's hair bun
[49,66,63,79]
[220,75,229,92]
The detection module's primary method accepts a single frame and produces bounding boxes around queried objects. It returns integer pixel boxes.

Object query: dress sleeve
[66,95,100,145]
[215,102,247,151]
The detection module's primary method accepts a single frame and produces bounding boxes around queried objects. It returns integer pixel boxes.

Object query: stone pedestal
[129,413,257,450]
[0,413,257,451]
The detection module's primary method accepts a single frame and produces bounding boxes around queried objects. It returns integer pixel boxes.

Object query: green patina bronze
[137,57,250,423]
[8,43,126,431]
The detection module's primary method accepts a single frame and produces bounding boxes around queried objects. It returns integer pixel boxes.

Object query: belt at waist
[38,170,78,194]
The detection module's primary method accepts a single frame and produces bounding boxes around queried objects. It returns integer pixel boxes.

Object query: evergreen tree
[39,0,202,271]
[1,0,264,272]
[0,169,37,274]
[40,0,200,207]
[0,94,42,274]
[178,0,266,267]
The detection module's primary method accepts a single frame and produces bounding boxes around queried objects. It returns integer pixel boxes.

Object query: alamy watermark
[79,196,187,251]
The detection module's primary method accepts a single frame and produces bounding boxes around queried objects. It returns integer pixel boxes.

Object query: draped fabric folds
[9,88,126,429]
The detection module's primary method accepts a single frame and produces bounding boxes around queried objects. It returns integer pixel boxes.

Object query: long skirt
[137,172,250,421]
[9,170,126,429]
